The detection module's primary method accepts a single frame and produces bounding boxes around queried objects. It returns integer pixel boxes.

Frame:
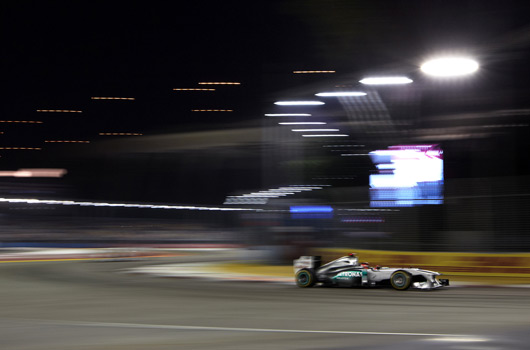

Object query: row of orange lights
[0,136,142,149]
[173,88,215,91]
[33,83,241,114]
[191,109,233,112]
[4,81,237,152]
[0,132,141,137]
[4,82,237,153]
[0,147,41,150]
[293,70,336,74]
[44,140,90,143]
[0,120,43,123]
[91,97,135,100]
[198,82,240,85]
[36,110,82,113]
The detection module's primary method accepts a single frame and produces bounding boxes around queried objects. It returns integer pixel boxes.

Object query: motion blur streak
[0,197,257,212]
[359,77,413,85]
[191,109,233,112]
[315,92,367,97]
[36,110,82,113]
[265,113,312,117]
[291,129,339,132]
[274,101,324,106]
[0,147,41,150]
[278,122,326,125]
[323,144,364,147]
[223,185,328,204]
[0,120,42,123]
[62,320,459,337]
[428,337,489,342]
[90,97,135,100]
[0,168,66,177]
[302,134,349,137]
[197,82,240,85]
[44,140,90,143]
[293,70,335,74]
[173,88,215,91]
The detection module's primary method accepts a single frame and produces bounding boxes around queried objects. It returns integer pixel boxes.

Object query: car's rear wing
[293,256,321,273]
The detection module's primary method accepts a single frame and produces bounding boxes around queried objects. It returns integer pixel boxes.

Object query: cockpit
[319,253,360,271]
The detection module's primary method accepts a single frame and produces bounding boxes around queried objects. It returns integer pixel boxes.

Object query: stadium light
[315,92,367,97]
[265,113,311,117]
[291,129,339,132]
[274,101,325,106]
[359,77,413,85]
[421,57,479,77]
[278,122,326,125]
[302,134,349,137]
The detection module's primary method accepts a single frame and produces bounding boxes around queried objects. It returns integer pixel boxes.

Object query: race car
[294,253,449,290]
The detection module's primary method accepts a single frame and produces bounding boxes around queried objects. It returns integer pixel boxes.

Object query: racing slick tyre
[390,270,412,290]
[295,268,316,288]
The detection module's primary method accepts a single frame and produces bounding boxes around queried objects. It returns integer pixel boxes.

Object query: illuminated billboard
[369,145,443,207]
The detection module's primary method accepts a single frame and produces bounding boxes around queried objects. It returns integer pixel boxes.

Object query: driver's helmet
[348,253,359,266]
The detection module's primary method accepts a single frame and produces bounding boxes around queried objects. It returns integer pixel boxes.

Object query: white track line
[47,320,464,337]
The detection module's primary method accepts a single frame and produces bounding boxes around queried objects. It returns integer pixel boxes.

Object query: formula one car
[294,253,449,290]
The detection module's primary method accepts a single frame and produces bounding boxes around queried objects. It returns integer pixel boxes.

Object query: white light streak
[0,169,67,178]
[323,144,364,147]
[0,147,41,150]
[292,129,339,132]
[173,88,215,91]
[91,97,135,100]
[44,140,90,143]
[0,198,256,212]
[428,337,489,343]
[224,185,328,205]
[293,70,335,74]
[279,122,326,125]
[0,120,43,124]
[315,92,367,97]
[302,134,349,137]
[198,82,240,85]
[36,110,82,113]
[421,57,479,77]
[274,101,325,106]
[338,208,400,212]
[47,319,461,337]
[359,77,413,85]
[265,113,312,117]
[191,109,233,112]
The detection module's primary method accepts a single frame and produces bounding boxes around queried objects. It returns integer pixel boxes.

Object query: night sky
[1,1,530,205]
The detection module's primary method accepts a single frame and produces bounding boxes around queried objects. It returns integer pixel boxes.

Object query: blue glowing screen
[369,145,444,207]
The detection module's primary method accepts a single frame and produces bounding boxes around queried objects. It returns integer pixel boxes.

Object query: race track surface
[1,255,529,350]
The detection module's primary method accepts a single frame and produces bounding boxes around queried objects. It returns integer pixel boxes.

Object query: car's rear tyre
[390,270,412,290]
[295,269,316,288]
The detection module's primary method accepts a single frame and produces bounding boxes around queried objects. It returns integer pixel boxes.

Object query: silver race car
[294,253,449,290]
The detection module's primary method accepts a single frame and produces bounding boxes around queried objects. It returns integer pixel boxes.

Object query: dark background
[0,1,530,251]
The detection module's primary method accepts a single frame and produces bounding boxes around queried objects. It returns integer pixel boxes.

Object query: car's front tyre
[295,268,316,288]
[390,270,412,290]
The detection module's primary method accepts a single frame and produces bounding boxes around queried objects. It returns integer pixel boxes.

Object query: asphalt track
[1,255,530,350]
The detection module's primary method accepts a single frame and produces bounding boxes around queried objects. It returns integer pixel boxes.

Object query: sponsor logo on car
[333,271,363,280]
